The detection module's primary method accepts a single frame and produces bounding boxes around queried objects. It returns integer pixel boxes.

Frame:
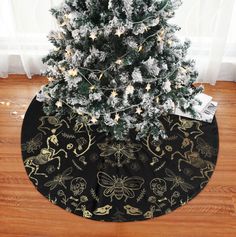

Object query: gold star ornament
[90,116,98,124]
[145,83,151,92]
[135,107,143,115]
[115,27,125,37]
[125,84,134,95]
[68,69,78,77]
[89,85,96,92]
[55,101,63,108]
[115,59,123,65]
[89,32,97,41]
[114,113,120,122]
[111,90,118,97]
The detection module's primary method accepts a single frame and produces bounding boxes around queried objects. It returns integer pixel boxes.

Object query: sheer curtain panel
[0,0,235,83]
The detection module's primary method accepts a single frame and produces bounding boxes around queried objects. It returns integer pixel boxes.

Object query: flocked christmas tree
[37,0,203,141]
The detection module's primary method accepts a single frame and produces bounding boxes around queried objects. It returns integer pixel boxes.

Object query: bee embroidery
[97,172,144,202]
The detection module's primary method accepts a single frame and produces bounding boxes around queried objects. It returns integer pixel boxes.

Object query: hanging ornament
[55,101,63,108]
[125,84,134,95]
[135,107,143,115]
[89,32,97,41]
[145,83,151,92]
[111,90,118,97]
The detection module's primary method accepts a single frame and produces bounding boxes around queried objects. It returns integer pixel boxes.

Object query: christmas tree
[37,0,203,141]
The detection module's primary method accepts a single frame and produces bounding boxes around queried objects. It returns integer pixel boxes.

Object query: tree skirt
[21,98,219,222]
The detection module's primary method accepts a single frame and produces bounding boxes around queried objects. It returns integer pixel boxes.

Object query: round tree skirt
[21,97,219,222]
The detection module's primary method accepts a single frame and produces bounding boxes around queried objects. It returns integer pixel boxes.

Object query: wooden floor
[0,75,236,237]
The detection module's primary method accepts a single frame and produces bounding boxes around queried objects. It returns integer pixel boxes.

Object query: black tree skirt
[21,98,219,222]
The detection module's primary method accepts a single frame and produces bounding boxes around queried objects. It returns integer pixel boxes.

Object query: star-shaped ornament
[48,77,54,82]
[126,84,134,95]
[89,32,97,41]
[114,113,120,122]
[115,59,123,65]
[89,85,96,92]
[111,90,118,97]
[68,69,78,77]
[135,107,143,115]
[115,28,125,37]
[90,116,98,124]
[146,83,151,92]
[55,101,63,108]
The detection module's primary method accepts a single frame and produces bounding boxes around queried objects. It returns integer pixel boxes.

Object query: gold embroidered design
[24,132,68,185]
[70,177,87,196]
[196,137,217,157]
[150,178,167,197]
[97,140,142,167]
[171,137,215,186]
[93,205,112,215]
[44,167,73,190]
[136,188,146,202]
[80,205,93,218]
[73,125,95,158]
[124,205,143,215]
[144,206,156,219]
[164,168,194,192]
[21,102,218,221]
[97,171,144,201]
[38,116,69,134]
[171,117,203,138]
[22,133,43,153]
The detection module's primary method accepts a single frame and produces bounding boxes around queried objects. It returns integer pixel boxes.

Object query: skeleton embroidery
[38,116,69,135]
[170,117,203,139]
[97,172,144,201]
[171,137,215,186]
[93,205,112,215]
[24,131,68,185]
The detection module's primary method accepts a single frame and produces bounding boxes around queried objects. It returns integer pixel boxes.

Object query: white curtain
[0,0,62,78]
[0,0,236,83]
